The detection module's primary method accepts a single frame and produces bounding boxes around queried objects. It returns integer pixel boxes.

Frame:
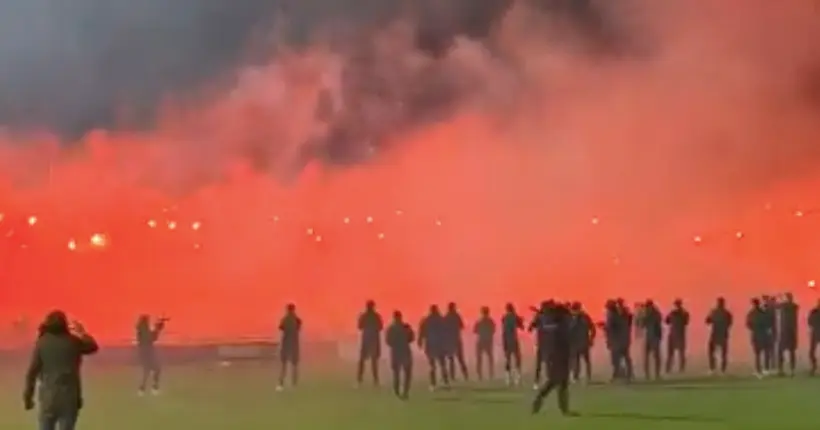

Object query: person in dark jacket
[530,301,554,389]
[602,299,624,381]
[277,303,302,391]
[639,300,663,380]
[418,305,450,390]
[569,302,595,383]
[706,297,733,375]
[356,300,384,387]
[808,299,820,375]
[500,303,524,386]
[664,299,689,374]
[443,302,469,382]
[761,295,779,374]
[747,298,769,378]
[532,303,577,416]
[23,310,99,430]
[777,293,799,376]
[386,310,415,399]
[136,314,167,396]
[615,299,634,381]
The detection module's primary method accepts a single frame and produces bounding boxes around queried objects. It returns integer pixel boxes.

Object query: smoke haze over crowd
[0,0,819,343]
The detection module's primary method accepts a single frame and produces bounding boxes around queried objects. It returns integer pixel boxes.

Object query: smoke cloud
[0,0,819,342]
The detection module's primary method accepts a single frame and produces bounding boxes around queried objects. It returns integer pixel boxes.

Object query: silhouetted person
[500,303,524,385]
[809,299,820,376]
[639,300,663,380]
[473,306,496,381]
[706,297,732,374]
[602,299,623,381]
[136,314,167,395]
[443,302,469,382]
[532,304,577,416]
[24,310,99,430]
[762,295,778,374]
[277,303,302,390]
[419,305,449,390]
[386,311,414,399]
[747,298,768,378]
[356,300,384,387]
[777,293,798,376]
[569,302,595,383]
[530,301,553,389]
[615,298,634,381]
[664,299,689,374]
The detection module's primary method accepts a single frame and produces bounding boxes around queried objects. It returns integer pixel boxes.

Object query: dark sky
[0,0,603,141]
[0,0,377,138]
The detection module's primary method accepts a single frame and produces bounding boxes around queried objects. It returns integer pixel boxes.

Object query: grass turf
[1,365,818,430]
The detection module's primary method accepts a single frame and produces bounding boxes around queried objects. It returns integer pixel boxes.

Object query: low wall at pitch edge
[0,339,343,366]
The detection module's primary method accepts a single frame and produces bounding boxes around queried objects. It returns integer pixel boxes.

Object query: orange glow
[0,0,818,346]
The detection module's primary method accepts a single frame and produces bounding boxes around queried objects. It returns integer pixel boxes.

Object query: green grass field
[2,365,818,430]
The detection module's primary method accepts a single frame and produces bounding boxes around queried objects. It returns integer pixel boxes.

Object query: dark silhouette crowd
[273,294,820,400]
[19,293,820,427]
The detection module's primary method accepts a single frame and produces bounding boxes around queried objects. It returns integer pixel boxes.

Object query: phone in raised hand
[70,320,86,336]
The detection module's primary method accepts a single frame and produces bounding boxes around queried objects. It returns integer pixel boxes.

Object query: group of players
[272,294,820,407]
[19,294,820,428]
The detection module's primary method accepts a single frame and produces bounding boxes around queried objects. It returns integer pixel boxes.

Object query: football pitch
[1,365,819,430]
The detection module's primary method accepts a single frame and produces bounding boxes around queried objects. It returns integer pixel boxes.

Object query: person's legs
[150,359,162,392]
[56,410,79,430]
[38,413,57,430]
[402,360,413,399]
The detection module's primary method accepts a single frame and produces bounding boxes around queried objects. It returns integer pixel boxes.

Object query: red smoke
[0,0,819,343]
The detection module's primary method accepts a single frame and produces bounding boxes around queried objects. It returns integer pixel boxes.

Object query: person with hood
[23,310,99,430]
